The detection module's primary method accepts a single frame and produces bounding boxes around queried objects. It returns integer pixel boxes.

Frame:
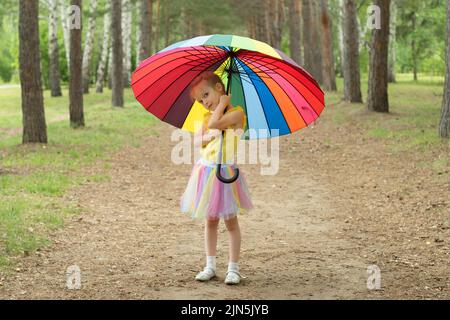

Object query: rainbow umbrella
[131,34,325,182]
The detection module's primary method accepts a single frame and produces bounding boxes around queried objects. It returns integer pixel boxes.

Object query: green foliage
[396,0,446,77]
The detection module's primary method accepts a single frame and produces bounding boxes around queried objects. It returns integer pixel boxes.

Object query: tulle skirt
[180,157,254,221]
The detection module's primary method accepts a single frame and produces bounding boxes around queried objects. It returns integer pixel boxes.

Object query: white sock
[228,261,239,273]
[206,256,216,271]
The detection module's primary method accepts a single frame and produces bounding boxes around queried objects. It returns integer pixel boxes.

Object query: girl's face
[194,80,224,112]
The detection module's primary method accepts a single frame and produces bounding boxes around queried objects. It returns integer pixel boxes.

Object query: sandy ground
[0,102,449,299]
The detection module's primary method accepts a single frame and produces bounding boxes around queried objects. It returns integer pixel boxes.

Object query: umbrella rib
[135,50,226,100]
[133,47,224,86]
[239,54,324,115]
[239,52,324,104]
[148,55,229,117]
[244,55,321,121]
[235,57,294,134]
[166,57,231,126]
[234,58,272,137]
[238,56,310,129]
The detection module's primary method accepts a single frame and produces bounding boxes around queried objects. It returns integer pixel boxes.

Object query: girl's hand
[219,94,231,107]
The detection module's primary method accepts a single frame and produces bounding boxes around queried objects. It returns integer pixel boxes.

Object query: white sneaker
[224,270,245,285]
[195,267,216,281]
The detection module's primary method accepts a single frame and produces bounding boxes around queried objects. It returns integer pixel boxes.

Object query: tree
[439,0,450,138]
[137,0,152,64]
[48,0,62,97]
[154,0,161,52]
[268,0,285,50]
[82,0,98,94]
[163,0,171,47]
[288,0,303,65]
[19,0,47,143]
[342,0,362,102]
[122,0,132,87]
[111,0,124,107]
[302,0,323,84]
[59,0,71,68]
[388,0,397,82]
[367,0,390,112]
[69,0,84,128]
[320,0,337,91]
[96,2,111,93]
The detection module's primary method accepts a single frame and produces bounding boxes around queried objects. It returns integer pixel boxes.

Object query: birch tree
[388,0,397,83]
[48,0,62,97]
[122,0,132,87]
[111,0,124,107]
[96,4,111,93]
[82,0,98,94]
[59,0,70,68]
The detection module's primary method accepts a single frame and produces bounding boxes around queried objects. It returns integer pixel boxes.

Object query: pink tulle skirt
[180,158,254,221]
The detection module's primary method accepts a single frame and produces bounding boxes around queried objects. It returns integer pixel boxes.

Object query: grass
[325,74,449,152]
[0,86,157,271]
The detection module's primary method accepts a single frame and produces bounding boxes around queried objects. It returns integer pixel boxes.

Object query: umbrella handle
[215,163,239,183]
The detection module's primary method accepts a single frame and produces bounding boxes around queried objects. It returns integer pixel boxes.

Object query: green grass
[0,86,157,271]
[325,75,449,150]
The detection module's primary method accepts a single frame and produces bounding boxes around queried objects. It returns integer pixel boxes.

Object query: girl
[180,71,254,285]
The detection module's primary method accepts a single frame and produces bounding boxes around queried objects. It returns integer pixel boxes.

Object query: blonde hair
[189,71,225,102]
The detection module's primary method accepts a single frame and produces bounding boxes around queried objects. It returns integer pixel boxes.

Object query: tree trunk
[342,0,362,102]
[310,0,323,84]
[138,0,152,64]
[268,0,285,49]
[338,0,345,78]
[288,0,302,65]
[302,0,323,84]
[302,0,314,74]
[82,0,98,94]
[19,0,47,144]
[154,0,161,52]
[122,0,132,87]
[107,44,113,90]
[388,0,397,83]
[96,5,111,93]
[439,0,450,138]
[320,0,337,91]
[69,0,84,128]
[367,0,390,112]
[48,0,62,97]
[411,13,418,81]
[254,2,268,43]
[163,0,171,47]
[59,0,71,69]
[111,0,124,107]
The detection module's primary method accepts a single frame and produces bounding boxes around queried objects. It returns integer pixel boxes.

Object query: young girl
[180,71,254,285]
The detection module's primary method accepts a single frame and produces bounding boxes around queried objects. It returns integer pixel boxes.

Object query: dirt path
[1,105,448,299]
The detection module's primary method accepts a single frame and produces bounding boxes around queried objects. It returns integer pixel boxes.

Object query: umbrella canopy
[131,34,325,140]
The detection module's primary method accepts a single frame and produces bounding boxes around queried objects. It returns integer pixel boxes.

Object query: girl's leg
[196,218,219,281]
[224,216,241,263]
[205,218,219,256]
